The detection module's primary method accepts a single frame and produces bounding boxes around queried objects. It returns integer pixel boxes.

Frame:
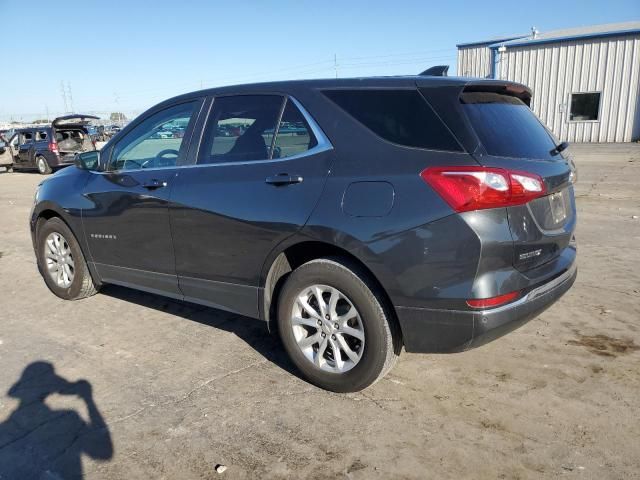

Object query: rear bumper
[49,153,77,167]
[396,262,577,353]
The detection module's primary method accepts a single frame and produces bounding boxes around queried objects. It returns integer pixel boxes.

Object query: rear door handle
[265,174,303,186]
[141,179,167,190]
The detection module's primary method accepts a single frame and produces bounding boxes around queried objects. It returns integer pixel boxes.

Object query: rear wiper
[550,141,569,156]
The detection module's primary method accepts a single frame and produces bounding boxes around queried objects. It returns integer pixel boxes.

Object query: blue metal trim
[456,35,526,48]
[488,28,640,49]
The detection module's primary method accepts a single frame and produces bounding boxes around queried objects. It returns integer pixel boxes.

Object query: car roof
[158,75,529,106]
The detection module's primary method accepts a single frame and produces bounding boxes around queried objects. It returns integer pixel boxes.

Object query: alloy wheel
[44,232,75,288]
[290,284,365,373]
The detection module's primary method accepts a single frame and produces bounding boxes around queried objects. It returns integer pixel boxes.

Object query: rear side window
[323,89,462,151]
[461,92,557,160]
[36,131,48,141]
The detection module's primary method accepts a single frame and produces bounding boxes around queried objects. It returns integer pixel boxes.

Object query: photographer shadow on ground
[0,361,113,479]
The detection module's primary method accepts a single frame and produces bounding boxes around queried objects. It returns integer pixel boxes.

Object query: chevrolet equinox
[31,76,577,392]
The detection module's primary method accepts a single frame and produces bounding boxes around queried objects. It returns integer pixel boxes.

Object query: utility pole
[45,105,49,123]
[334,54,338,79]
[60,81,68,113]
[66,82,74,113]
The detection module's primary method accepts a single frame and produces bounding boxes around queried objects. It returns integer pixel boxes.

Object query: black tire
[277,257,401,392]
[36,217,98,300]
[36,155,52,175]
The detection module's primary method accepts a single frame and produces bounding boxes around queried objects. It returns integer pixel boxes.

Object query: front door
[17,131,34,166]
[170,94,333,317]
[8,133,21,165]
[82,99,202,297]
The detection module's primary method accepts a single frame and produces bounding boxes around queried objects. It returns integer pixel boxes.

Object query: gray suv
[30,76,577,392]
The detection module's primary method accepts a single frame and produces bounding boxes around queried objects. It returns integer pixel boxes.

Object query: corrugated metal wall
[457,44,493,79]
[458,34,640,143]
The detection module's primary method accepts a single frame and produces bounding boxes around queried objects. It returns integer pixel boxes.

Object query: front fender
[30,167,92,260]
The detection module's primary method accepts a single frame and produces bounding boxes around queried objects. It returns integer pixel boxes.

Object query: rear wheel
[36,156,52,175]
[36,217,98,300]
[277,257,400,392]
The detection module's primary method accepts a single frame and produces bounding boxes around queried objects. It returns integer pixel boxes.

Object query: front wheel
[36,217,98,300]
[277,257,401,392]
[36,156,52,175]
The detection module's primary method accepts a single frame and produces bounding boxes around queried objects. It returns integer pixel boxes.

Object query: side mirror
[550,141,569,156]
[75,151,100,171]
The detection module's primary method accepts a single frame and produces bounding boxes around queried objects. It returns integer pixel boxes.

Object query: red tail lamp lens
[421,166,545,212]
[466,291,520,309]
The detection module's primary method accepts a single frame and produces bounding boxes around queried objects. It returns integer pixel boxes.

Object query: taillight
[48,141,59,154]
[420,166,546,212]
[466,291,520,309]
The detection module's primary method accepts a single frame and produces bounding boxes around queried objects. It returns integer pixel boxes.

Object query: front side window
[323,89,462,151]
[570,92,600,121]
[461,91,557,160]
[272,99,317,159]
[111,101,198,171]
[199,95,284,164]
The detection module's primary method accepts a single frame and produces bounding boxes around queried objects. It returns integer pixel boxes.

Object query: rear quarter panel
[296,87,484,308]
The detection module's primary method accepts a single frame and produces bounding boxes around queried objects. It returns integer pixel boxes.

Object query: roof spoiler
[462,81,532,106]
[419,65,449,77]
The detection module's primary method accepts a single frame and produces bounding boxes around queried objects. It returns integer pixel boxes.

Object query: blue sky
[1,0,638,121]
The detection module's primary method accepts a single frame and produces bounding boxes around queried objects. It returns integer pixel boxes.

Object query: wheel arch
[32,205,101,287]
[260,240,400,339]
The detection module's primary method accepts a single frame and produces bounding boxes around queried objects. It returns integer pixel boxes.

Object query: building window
[570,92,601,121]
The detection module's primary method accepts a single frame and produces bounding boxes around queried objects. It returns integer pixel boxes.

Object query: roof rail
[419,65,449,77]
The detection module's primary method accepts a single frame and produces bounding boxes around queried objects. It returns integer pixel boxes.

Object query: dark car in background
[7,115,98,174]
[30,76,577,392]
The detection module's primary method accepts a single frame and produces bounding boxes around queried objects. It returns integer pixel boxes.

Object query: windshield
[461,92,558,160]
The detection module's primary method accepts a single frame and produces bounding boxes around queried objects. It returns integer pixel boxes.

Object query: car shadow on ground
[100,284,303,381]
[0,361,113,478]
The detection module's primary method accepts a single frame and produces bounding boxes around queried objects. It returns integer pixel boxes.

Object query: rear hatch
[52,114,99,128]
[52,114,99,159]
[459,87,576,271]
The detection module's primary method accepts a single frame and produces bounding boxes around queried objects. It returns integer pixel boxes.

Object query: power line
[10,48,459,119]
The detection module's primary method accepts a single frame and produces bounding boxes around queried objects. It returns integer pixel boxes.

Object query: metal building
[457,21,640,143]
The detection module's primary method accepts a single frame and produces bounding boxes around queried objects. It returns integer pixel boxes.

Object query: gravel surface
[0,143,638,479]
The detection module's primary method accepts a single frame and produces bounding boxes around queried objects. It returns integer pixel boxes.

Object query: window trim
[193,94,332,167]
[104,98,205,173]
[568,91,602,123]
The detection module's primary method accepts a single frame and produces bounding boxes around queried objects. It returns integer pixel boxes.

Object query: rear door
[169,94,333,317]
[82,99,203,296]
[458,89,576,271]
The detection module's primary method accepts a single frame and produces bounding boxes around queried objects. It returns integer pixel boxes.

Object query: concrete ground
[0,144,638,479]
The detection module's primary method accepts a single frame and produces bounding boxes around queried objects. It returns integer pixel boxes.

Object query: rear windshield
[461,92,557,160]
[323,89,462,152]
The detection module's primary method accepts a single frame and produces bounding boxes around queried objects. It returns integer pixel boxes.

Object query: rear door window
[323,89,462,151]
[272,99,318,159]
[199,95,284,164]
[461,92,557,160]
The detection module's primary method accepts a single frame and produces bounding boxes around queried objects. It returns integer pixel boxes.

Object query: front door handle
[265,174,303,186]
[141,179,167,190]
